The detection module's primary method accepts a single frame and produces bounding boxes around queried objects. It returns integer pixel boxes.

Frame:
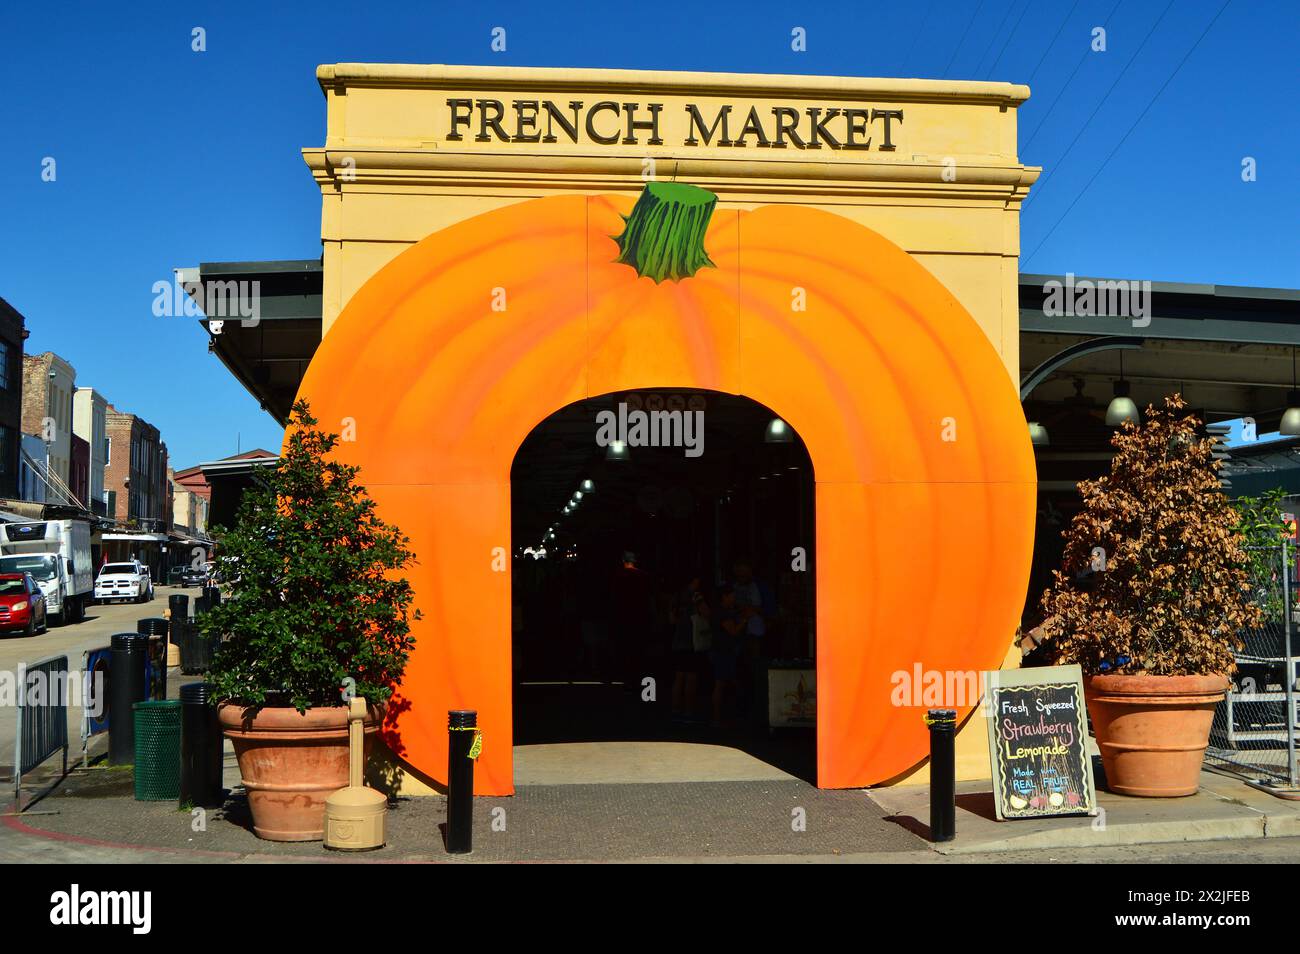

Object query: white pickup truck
[94,560,154,604]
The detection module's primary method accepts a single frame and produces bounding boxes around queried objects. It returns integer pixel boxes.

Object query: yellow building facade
[301,63,1040,791]
[305,63,1036,369]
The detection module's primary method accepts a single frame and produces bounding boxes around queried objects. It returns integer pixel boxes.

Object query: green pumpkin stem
[613,182,717,283]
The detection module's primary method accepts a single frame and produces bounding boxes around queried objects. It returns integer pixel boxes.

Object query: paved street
[0,585,194,772]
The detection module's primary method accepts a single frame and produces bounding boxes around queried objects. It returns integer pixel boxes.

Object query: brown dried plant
[1038,394,1259,676]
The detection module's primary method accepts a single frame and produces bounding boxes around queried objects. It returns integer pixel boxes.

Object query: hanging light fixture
[1282,349,1300,436]
[580,479,595,493]
[1027,422,1050,446]
[606,440,629,461]
[1105,352,1140,427]
[765,418,793,443]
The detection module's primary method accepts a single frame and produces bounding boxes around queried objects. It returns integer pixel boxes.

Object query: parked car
[94,561,154,604]
[0,572,48,636]
[180,565,208,588]
[167,566,187,585]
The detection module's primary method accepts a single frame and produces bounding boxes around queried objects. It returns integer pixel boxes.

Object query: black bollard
[926,708,957,842]
[446,709,477,854]
[136,619,169,699]
[179,682,224,807]
[137,617,168,637]
[168,612,185,648]
[203,585,221,608]
[168,593,189,625]
[109,633,149,765]
[178,620,215,675]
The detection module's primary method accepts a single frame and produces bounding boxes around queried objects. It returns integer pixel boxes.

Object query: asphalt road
[0,584,197,768]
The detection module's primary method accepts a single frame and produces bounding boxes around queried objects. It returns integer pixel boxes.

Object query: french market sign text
[446,98,904,151]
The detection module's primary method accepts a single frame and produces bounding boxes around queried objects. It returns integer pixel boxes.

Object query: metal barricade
[1206,539,1299,786]
[13,654,71,807]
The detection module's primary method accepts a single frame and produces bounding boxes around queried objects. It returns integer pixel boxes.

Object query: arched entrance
[511,388,817,782]
[294,184,1037,795]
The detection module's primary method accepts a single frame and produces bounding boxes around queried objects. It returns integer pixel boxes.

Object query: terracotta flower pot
[1083,673,1228,797]
[218,702,381,841]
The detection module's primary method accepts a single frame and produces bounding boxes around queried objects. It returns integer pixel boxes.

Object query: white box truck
[0,519,93,624]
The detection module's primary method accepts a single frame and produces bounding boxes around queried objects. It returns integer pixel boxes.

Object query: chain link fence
[1206,539,1299,785]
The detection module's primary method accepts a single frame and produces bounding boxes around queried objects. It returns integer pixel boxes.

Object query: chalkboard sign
[986,665,1096,820]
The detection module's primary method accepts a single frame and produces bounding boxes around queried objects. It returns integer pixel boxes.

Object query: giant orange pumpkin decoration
[295,182,1037,795]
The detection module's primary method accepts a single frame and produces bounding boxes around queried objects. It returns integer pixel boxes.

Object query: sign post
[985,664,1097,820]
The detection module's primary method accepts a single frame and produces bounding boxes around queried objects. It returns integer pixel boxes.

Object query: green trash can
[133,700,182,801]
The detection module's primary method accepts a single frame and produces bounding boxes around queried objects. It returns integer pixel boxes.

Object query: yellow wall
[305,63,1038,791]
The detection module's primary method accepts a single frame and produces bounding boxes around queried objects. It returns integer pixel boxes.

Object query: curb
[931,814,1267,855]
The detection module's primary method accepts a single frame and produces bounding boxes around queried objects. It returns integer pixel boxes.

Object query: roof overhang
[185,254,1300,438]
[181,260,322,425]
[1019,274,1300,431]
[198,456,279,478]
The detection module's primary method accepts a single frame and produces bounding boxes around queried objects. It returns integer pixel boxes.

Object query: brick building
[169,466,210,536]
[20,351,75,501]
[69,433,89,508]
[104,404,168,529]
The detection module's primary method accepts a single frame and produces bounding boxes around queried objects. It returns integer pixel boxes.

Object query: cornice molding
[316,63,1032,109]
[302,148,1039,202]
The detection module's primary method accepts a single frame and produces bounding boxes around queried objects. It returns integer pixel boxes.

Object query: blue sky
[1,0,1295,467]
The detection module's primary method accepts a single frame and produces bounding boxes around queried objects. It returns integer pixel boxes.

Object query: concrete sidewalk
[6,768,924,862]
[8,731,1300,862]
[867,767,1300,855]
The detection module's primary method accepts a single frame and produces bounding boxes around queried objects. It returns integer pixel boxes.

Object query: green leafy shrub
[202,401,418,712]
[1232,488,1295,621]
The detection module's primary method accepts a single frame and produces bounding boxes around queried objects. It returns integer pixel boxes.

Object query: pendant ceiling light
[580,479,595,493]
[1105,352,1140,427]
[606,440,629,461]
[1281,349,1300,436]
[765,418,793,443]
[1027,422,1050,446]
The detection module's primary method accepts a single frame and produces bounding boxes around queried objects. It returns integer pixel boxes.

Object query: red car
[0,572,48,636]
